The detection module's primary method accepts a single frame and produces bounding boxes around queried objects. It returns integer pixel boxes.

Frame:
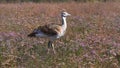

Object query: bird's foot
[53,49,56,54]
[47,49,50,54]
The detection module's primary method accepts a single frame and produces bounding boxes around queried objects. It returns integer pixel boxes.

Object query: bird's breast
[57,30,66,38]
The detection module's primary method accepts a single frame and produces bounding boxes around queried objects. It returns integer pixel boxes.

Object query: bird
[28,11,71,54]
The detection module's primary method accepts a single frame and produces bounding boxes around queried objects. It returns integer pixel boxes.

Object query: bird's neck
[61,17,67,31]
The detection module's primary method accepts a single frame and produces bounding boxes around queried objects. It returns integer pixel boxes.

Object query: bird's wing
[37,23,62,36]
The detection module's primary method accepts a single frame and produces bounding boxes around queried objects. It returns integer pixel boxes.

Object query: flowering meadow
[0,2,120,68]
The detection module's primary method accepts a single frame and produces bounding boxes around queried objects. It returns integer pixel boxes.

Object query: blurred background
[0,0,120,3]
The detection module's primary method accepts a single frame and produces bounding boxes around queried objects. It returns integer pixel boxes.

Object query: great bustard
[28,12,71,54]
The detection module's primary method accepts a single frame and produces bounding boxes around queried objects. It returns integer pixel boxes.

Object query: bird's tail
[28,32,36,37]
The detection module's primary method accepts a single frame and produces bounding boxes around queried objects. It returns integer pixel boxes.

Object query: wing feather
[37,23,62,36]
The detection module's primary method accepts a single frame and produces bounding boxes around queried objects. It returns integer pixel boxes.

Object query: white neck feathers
[61,17,67,31]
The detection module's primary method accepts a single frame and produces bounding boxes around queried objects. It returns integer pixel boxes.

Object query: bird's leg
[47,41,52,54]
[47,40,56,54]
[51,43,56,54]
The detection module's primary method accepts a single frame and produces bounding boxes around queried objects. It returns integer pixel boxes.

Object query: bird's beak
[68,14,71,16]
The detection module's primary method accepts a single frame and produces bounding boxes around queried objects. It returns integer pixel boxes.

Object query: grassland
[0,2,120,68]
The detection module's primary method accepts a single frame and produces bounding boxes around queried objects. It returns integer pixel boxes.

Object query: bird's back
[38,24,61,36]
[28,23,63,38]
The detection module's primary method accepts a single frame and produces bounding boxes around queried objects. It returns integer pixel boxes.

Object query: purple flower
[9,32,16,37]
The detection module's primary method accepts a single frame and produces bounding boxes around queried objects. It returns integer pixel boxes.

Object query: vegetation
[0,2,120,68]
[0,0,120,3]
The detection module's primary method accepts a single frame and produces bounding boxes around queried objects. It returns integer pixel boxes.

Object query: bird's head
[61,12,71,17]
